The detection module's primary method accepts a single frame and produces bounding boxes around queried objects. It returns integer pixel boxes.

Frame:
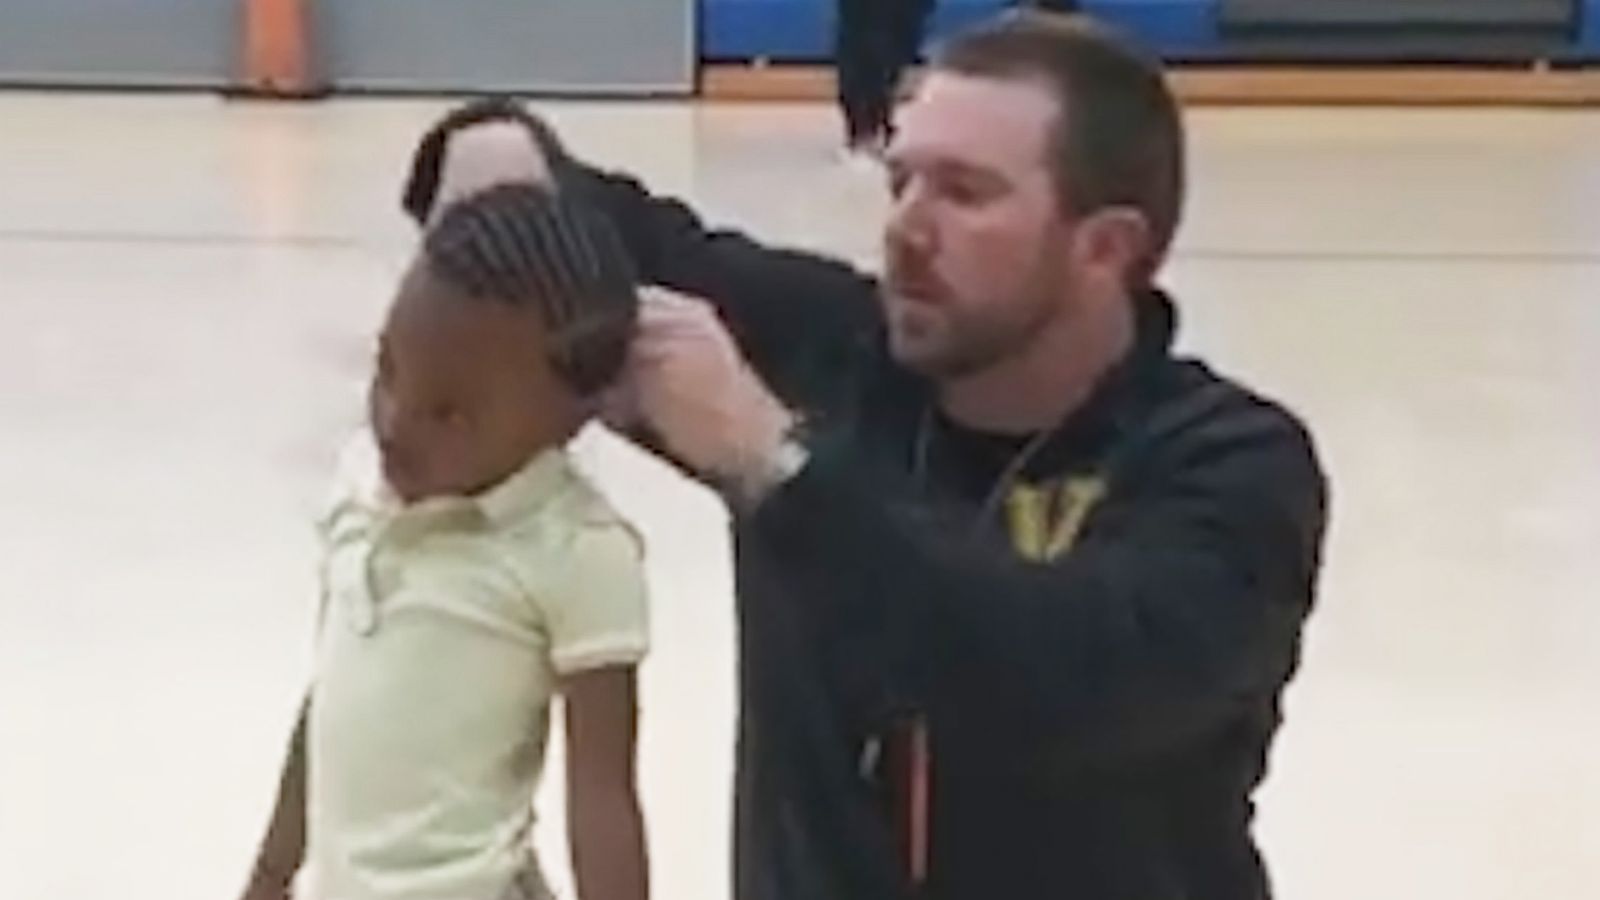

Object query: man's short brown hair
[933,12,1185,283]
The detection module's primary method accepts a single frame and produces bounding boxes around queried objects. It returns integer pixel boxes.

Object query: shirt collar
[927,288,1176,477]
[1030,288,1177,468]
[471,446,572,526]
[346,434,571,528]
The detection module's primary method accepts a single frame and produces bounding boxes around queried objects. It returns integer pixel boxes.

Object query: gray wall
[322,0,692,93]
[0,0,694,94]
[0,0,234,88]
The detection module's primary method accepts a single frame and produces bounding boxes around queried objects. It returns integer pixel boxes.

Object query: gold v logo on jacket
[1004,475,1108,562]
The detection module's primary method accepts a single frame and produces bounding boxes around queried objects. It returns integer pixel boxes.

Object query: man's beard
[881,274,1059,379]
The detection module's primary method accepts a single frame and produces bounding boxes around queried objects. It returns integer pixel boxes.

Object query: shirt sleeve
[567,163,883,413]
[315,432,379,629]
[540,522,652,677]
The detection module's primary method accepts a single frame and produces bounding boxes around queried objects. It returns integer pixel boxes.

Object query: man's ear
[1072,206,1153,288]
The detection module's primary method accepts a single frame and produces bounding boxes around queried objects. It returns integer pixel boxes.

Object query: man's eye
[940,179,989,206]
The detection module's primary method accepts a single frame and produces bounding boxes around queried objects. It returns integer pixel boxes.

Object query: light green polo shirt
[304,434,649,900]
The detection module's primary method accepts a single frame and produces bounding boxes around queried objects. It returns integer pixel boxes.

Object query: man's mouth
[885,270,945,307]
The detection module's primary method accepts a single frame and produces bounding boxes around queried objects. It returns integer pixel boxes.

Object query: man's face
[369,262,572,503]
[882,72,1074,378]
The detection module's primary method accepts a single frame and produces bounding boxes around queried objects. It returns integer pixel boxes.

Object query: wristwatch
[730,417,812,509]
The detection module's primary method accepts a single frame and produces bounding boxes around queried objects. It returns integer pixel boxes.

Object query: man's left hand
[432,121,555,221]
[612,290,797,497]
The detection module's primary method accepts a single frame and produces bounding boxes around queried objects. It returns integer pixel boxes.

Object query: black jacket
[574,168,1328,900]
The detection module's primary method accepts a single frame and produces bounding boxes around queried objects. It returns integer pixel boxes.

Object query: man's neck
[938,298,1136,435]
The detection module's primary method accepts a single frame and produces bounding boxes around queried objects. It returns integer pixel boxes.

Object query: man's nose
[886,181,936,255]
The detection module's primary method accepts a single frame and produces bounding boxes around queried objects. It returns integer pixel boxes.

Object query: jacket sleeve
[742,400,1327,764]
[567,164,883,408]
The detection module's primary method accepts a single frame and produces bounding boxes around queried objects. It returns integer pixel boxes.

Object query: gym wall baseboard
[701,63,1600,106]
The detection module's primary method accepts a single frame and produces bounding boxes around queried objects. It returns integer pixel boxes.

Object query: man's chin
[888,329,955,376]
[888,305,943,367]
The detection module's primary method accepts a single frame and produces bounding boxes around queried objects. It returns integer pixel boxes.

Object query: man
[406,13,1326,899]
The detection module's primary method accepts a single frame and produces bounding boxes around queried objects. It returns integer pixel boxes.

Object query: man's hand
[616,290,798,500]
[431,121,555,221]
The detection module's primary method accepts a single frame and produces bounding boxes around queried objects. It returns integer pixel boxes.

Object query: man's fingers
[637,296,735,355]
[634,316,730,358]
[640,286,713,312]
[635,304,702,335]
[639,290,721,328]
[628,328,730,365]
[598,396,642,433]
[638,302,715,333]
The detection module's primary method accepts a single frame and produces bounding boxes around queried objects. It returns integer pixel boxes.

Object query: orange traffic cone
[238,0,326,97]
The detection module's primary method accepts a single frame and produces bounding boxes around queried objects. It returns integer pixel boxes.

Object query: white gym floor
[1,93,1597,900]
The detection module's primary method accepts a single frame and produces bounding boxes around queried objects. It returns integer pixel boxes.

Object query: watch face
[776,436,811,480]
[729,436,810,510]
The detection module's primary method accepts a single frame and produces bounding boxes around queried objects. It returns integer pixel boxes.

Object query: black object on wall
[1220,0,1579,62]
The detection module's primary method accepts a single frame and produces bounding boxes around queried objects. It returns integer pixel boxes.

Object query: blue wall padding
[701,1,1598,63]
[1083,0,1217,56]
[701,0,1220,61]
[1582,0,1600,56]
[701,0,1013,61]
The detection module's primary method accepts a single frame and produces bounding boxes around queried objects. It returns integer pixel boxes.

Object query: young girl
[241,184,649,900]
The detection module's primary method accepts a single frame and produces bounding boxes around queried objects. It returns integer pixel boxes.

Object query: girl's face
[369,261,582,504]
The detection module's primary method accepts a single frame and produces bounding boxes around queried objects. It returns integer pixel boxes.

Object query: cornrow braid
[424,183,638,397]
[401,96,574,225]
